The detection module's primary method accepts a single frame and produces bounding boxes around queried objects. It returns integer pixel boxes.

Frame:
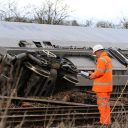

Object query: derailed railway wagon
[0,45,128,100]
[0,21,128,101]
[0,46,79,97]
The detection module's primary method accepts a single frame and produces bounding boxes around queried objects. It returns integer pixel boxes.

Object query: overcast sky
[8,0,128,24]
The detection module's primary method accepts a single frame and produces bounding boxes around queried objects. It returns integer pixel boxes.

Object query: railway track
[0,96,128,127]
[1,108,128,127]
[1,105,128,114]
[0,96,88,106]
[0,104,128,127]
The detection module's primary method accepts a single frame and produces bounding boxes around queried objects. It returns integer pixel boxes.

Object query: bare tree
[84,20,93,27]
[0,0,31,22]
[96,21,114,28]
[71,20,79,26]
[33,0,70,24]
[120,17,128,29]
[123,22,128,29]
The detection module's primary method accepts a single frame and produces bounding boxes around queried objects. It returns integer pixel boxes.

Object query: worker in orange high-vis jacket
[89,44,113,126]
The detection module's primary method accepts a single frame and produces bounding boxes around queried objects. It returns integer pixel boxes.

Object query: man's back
[91,51,113,92]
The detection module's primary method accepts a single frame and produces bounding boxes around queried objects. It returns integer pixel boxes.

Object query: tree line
[0,0,128,29]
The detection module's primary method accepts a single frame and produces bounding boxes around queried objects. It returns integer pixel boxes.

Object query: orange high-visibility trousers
[96,92,111,124]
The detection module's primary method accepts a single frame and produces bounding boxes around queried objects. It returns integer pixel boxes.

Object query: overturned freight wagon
[0,46,128,98]
[0,21,128,100]
[0,47,79,97]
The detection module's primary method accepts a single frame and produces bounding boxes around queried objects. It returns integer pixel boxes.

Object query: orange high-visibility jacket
[91,52,113,92]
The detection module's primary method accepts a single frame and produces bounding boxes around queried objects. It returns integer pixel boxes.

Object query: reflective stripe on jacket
[91,52,113,92]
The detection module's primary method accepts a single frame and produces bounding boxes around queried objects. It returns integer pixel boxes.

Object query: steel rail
[1,104,127,127]
[1,111,128,127]
[1,105,128,115]
[0,96,89,106]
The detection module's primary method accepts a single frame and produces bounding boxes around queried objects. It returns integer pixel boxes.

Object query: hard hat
[93,44,104,54]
